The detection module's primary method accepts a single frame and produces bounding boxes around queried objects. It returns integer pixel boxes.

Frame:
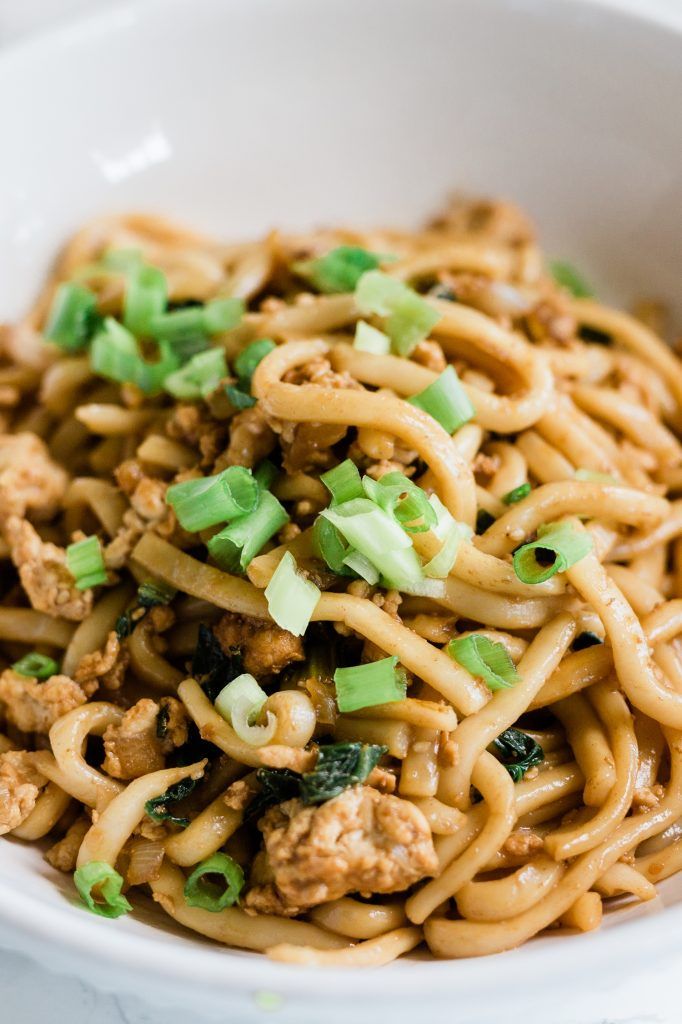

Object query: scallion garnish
[66,535,107,590]
[353,319,391,354]
[355,271,441,356]
[202,297,245,334]
[362,472,437,534]
[512,521,593,584]
[421,494,472,578]
[408,365,474,434]
[233,338,276,386]
[224,385,256,410]
[312,515,356,576]
[342,549,379,585]
[90,317,180,394]
[164,347,227,400]
[549,260,593,298]
[73,861,132,918]
[321,459,364,505]
[11,653,59,680]
[293,246,385,294]
[502,482,531,505]
[334,656,407,713]
[183,852,244,912]
[448,634,520,691]
[165,466,259,532]
[207,490,289,572]
[264,551,321,637]
[123,263,168,336]
[101,248,143,273]
[214,672,276,746]
[44,282,99,352]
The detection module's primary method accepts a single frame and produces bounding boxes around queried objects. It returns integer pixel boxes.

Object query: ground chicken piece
[0,750,47,835]
[525,297,577,346]
[214,612,305,676]
[243,786,437,917]
[411,340,447,373]
[214,406,276,472]
[166,403,228,467]
[130,477,168,521]
[75,630,129,692]
[101,697,188,780]
[504,830,544,858]
[430,195,535,247]
[0,323,54,371]
[223,778,258,811]
[4,517,94,621]
[45,816,90,872]
[257,746,318,773]
[0,670,88,733]
[472,451,501,480]
[0,433,67,521]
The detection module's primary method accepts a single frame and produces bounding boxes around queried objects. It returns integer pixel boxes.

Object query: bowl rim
[1,0,682,1000]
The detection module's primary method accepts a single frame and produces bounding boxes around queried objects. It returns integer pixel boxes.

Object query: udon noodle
[1,195,681,964]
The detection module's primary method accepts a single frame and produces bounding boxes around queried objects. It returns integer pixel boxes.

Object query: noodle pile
[1,196,682,965]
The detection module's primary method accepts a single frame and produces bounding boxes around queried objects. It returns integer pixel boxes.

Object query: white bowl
[1,0,682,1019]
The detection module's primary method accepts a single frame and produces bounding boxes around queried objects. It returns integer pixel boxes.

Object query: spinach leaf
[247,768,302,823]
[299,742,387,805]
[115,581,176,640]
[491,728,543,783]
[191,623,243,702]
[145,776,198,827]
[156,703,170,739]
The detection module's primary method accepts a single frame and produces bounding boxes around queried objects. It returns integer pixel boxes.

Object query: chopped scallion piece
[408,365,474,434]
[334,656,407,713]
[362,472,437,534]
[208,490,289,572]
[293,246,385,294]
[513,521,593,584]
[342,549,380,585]
[214,672,276,746]
[123,264,168,336]
[183,852,244,912]
[90,318,180,394]
[66,535,107,590]
[320,497,423,590]
[502,482,531,505]
[353,320,391,354]
[11,653,59,680]
[321,459,363,505]
[233,338,276,386]
[312,515,355,576]
[166,466,259,533]
[224,385,256,410]
[448,634,520,692]
[254,459,278,490]
[101,248,143,273]
[264,551,321,636]
[74,861,132,918]
[549,260,593,298]
[164,347,227,400]
[421,494,472,578]
[202,297,245,334]
[355,271,441,356]
[44,283,99,352]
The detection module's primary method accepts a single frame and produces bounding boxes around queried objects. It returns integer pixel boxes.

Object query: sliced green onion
[575,468,620,485]
[342,549,379,585]
[11,653,59,679]
[90,318,179,394]
[265,551,321,637]
[44,283,99,352]
[321,459,363,505]
[513,521,593,584]
[202,297,245,334]
[448,635,520,692]
[164,348,227,400]
[353,320,391,354]
[166,466,259,532]
[312,515,355,576]
[549,260,593,299]
[208,490,289,572]
[502,482,531,505]
[421,494,472,578]
[362,472,437,533]
[183,852,244,912]
[334,656,407,713]
[66,535,107,590]
[224,385,256,410]
[293,246,385,294]
[73,861,132,918]
[150,307,208,348]
[123,264,168,336]
[408,365,474,434]
[254,459,278,490]
[355,271,441,356]
[214,672,276,746]
[101,248,143,273]
[233,338,276,386]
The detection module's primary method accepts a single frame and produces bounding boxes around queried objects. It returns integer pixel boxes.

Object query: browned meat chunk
[214,612,304,676]
[0,670,88,733]
[45,816,90,872]
[75,630,129,692]
[166,403,228,467]
[5,517,94,621]
[0,751,47,834]
[215,406,276,472]
[101,697,188,780]
[243,785,437,916]
[0,432,67,521]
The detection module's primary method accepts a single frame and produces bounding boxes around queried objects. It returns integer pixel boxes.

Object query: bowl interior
[1,0,682,1010]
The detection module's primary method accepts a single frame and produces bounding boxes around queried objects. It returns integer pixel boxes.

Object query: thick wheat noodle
[544,683,638,859]
[136,435,196,470]
[347,698,457,731]
[11,782,72,841]
[133,534,488,715]
[267,926,423,966]
[309,897,408,940]
[439,614,576,808]
[74,403,157,435]
[0,608,75,648]
[127,621,184,691]
[610,501,682,561]
[34,704,125,808]
[39,356,92,414]
[164,785,249,866]
[435,575,569,629]
[606,565,664,616]
[388,242,513,281]
[399,726,440,797]
[552,694,617,806]
[475,480,669,558]
[76,761,206,868]
[571,385,682,465]
[455,855,564,922]
[252,339,476,524]
[62,583,135,676]
[62,478,128,537]
[485,440,528,497]
[643,600,682,645]
[516,430,576,483]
